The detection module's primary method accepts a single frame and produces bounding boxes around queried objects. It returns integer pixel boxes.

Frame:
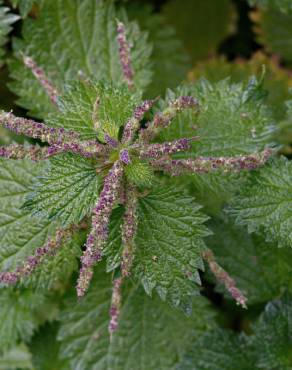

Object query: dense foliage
[0,0,291,369]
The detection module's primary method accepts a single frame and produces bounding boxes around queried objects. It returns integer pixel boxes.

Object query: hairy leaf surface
[160,79,274,157]
[104,187,209,313]
[25,153,102,227]
[0,159,55,271]
[228,157,292,248]
[48,80,140,141]
[0,158,82,291]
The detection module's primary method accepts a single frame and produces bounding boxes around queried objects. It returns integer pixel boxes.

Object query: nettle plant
[0,0,291,369]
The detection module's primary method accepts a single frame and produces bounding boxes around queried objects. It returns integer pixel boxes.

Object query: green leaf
[249,295,292,369]
[177,329,252,370]
[126,3,190,97]
[105,186,210,313]
[0,344,32,370]
[48,80,140,141]
[58,265,215,370]
[0,1,19,66]
[249,0,292,13]
[228,157,292,248]
[9,0,152,118]
[133,187,209,312]
[30,323,69,370]
[162,0,235,62]
[0,158,82,291]
[25,153,102,227]
[252,6,292,62]
[160,79,274,157]
[0,288,45,352]
[0,159,55,271]
[206,215,292,304]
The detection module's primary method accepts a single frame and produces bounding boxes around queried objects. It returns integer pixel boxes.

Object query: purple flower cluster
[122,99,155,144]
[121,186,138,278]
[140,96,199,142]
[76,160,124,298]
[203,250,247,308]
[23,55,59,104]
[151,149,273,176]
[139,137,199,159]
[117,21,134,89]
[0,224,79,286]
[0,111,109,159]
[108,277,122,337]
[0,144,47,161]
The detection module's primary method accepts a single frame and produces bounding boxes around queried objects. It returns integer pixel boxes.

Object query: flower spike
[0,111,78,144]
[0,223,81,286]
[122,99,156,145]
[121,186,138,278]
[139,137,199,159]
[23,55,59,104]
[202,249,247,308]
[140,96,199,142]
[116,20,134,89]
[151,149,273,176]
[0,111,109,158]
[108,277,122,338]
[77,160,124,297]
[0,144,48,161]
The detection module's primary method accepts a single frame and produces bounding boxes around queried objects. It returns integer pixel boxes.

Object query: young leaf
[0,1,19,66]
[9,0,152,118]
[162,0,235,62]
[25,153,102,227]
[58,265,215,370]
[206,215,292,304]
[48,80,140,141]
[228,157,292,248]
